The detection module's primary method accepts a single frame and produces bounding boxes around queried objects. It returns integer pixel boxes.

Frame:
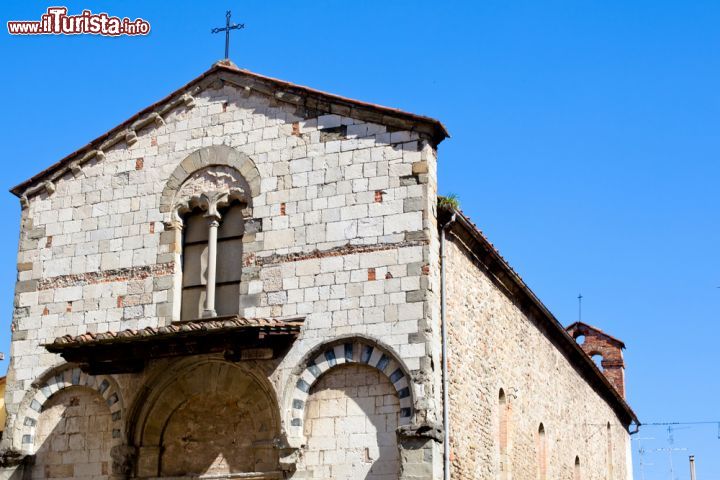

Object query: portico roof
[45,315,304,374]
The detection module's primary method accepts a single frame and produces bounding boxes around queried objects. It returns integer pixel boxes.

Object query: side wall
[445,238,631,480]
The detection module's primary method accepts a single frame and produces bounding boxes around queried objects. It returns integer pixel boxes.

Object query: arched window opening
[181,201,244,320]
[606,422,613,479]
[499,389,510,479]
[574,456,581,480]
[575,334,586,345]
[537,423,547,480]
[591,353,604,372]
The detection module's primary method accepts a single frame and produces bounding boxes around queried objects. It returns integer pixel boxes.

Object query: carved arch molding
[160,144,261,217]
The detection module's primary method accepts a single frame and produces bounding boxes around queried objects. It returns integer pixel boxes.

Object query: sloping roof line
[11,60,448,198]
[566,321,626,349]
[45,315,304,349]
[440,206,639,427]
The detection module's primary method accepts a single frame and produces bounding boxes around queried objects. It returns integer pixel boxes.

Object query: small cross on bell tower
[211,10,245,60]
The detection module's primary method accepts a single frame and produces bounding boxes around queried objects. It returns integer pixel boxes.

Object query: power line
[639,421,720,440]
[643,421,720,425]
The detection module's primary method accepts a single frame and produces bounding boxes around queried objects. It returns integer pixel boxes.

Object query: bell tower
[567,322,626,397]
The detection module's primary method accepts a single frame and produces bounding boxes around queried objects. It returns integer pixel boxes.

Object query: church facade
[0,61,637,479]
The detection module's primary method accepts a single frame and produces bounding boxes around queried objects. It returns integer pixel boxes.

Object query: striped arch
[15,364,124,453]
[288,338,414,438]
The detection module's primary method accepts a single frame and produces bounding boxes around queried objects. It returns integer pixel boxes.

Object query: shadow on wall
[159,391,278,476]
[303,363,401,480]
[29,386,114,479]
[132,360,283,478]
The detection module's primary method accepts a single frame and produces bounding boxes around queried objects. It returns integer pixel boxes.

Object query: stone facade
[0,61,635,479]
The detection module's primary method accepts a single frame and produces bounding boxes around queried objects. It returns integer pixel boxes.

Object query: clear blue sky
[2,1,718,478]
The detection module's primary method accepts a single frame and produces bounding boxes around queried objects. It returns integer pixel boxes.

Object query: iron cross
[577,293,583,321]
[211,10,245,60]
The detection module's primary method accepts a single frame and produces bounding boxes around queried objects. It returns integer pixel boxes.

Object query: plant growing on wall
[438,193,460,210]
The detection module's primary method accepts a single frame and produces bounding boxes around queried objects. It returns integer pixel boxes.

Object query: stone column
[204,217,220,317]
[199,191,228,318]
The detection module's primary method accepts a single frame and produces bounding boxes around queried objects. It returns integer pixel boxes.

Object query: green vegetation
[438,193,460,210]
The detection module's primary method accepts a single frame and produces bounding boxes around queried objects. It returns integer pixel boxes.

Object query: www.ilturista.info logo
[7,7,150,36]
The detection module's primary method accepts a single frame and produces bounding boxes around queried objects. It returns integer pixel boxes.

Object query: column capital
[200,191,230,221]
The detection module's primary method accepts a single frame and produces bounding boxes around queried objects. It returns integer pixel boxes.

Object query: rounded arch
[159,145,261,215]
[285,336,414,439]
[128,358,282,477]
[129,357,280,447]
[13,363,124,454]
[589,352,605,371]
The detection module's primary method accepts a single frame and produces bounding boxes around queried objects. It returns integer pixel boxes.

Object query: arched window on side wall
[537,423,547,480]
[606,422,613,479]
[574,456,581,480]
[181,201,244,320]
[498,389,510,479]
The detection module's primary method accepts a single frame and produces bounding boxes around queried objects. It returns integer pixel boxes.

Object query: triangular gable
[11,60,448,201]
[566,321,626,349]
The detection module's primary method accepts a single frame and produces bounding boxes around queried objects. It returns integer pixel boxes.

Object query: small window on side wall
[537,423,547,480]
[574,456,581,480]
[499,388,511,479]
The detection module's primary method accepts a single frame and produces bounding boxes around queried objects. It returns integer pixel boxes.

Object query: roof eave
[439,205,640,427]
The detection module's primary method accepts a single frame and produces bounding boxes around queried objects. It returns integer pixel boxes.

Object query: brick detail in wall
[254,238,428,267]
[37,263,174,290]
[567,322,626,398]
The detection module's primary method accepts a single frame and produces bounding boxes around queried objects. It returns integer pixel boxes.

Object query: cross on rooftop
[578,293,583,321]
[211,10,245,60]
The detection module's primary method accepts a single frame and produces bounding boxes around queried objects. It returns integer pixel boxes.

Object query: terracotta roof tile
[47,315,304,348]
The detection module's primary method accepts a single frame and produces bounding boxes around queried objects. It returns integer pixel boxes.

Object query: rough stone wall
[158,377,278,475]
[31,386,112,479]
[4,71,443,477]
[301,364,400,480]
[444,238,632,480]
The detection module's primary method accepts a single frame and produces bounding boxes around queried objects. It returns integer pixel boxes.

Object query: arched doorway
[132,360,281,478]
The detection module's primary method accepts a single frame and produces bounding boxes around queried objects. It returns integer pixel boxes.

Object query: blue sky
[2,1,719,478]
